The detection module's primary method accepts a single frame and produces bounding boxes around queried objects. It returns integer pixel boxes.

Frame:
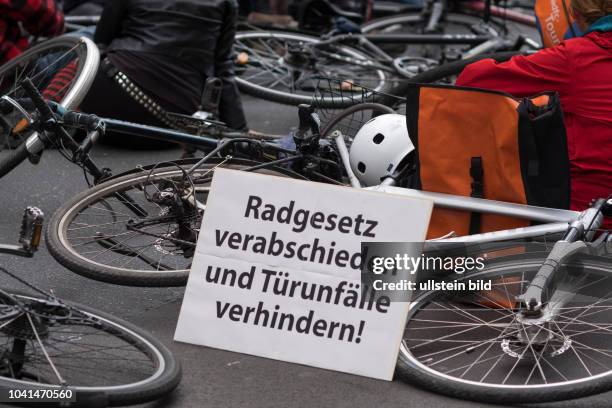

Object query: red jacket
[456,32,612,222]
[0,0,65,64]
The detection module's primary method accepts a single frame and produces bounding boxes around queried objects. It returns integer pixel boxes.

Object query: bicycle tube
[378,51,521,107]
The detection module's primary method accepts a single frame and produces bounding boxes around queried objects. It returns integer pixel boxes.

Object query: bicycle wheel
[0,291,181,406]
[234,31,389,107]
[0,35,99,151]
[397,253,612,403]
[46,160,299,287]
[361,12,517,58]
[319,102,395,146]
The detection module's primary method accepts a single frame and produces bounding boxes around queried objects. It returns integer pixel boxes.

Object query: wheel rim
[57,168,208,275]
[0,294,166,391]
[400,257,612,391]
[234,31,387,105]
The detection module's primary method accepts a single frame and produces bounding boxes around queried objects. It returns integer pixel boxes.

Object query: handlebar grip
[20,78,54,121]
[63,111,102,130]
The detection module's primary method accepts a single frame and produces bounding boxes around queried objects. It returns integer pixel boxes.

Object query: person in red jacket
[456,0,612,218]
[0,0,65,64]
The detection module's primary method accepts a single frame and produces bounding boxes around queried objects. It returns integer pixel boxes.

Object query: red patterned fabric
[42,59,77,102]
[0,0,65,64]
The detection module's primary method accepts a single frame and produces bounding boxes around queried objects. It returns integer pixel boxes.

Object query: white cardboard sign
[174,168,432,380]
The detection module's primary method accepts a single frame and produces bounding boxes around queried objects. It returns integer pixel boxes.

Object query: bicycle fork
[517,199,609,315]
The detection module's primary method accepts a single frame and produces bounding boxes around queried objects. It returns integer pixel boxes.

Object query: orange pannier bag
[404,84,571,239]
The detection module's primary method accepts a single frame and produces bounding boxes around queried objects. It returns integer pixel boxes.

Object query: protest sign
[174,168,432,380]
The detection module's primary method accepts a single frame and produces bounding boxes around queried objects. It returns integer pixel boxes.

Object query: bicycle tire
[378,51,520,108]
[0,292,181,406]
[320,102,395,144]
[234,31,390,108]
[0,35,99,171]
[0,35,99,112]
[46,161,297,287]
[397,254,612,403]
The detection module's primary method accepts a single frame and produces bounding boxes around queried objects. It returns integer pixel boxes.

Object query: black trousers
[79,68,178,149]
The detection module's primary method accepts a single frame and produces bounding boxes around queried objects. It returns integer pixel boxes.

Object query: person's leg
[79,69,178,149]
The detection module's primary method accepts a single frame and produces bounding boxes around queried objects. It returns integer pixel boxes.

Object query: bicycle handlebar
[63,111,103,131]
[21,78,55,122]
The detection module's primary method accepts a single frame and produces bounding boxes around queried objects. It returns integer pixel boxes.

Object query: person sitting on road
[0,0,65,64]
[79,0,248,147]
[456,0,612,216]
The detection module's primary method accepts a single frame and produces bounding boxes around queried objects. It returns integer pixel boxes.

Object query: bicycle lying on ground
[2,75,612,402]
[0,208,182,407]
[5,77,612,404]
[233,0,538,106]
[0,35,99,152]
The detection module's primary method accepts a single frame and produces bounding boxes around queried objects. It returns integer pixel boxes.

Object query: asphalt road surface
[1,95,611,408]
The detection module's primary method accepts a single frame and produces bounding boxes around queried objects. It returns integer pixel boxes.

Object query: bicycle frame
[318,32,507,68]
[102,117,588,249]
[331,132,600,247]
[306,23,530,77]
[371,185,578,243]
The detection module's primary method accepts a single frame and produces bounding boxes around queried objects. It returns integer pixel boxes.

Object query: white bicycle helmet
[349,113,414,186]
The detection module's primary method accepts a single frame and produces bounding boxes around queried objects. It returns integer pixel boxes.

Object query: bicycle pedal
[19,206,44,252]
